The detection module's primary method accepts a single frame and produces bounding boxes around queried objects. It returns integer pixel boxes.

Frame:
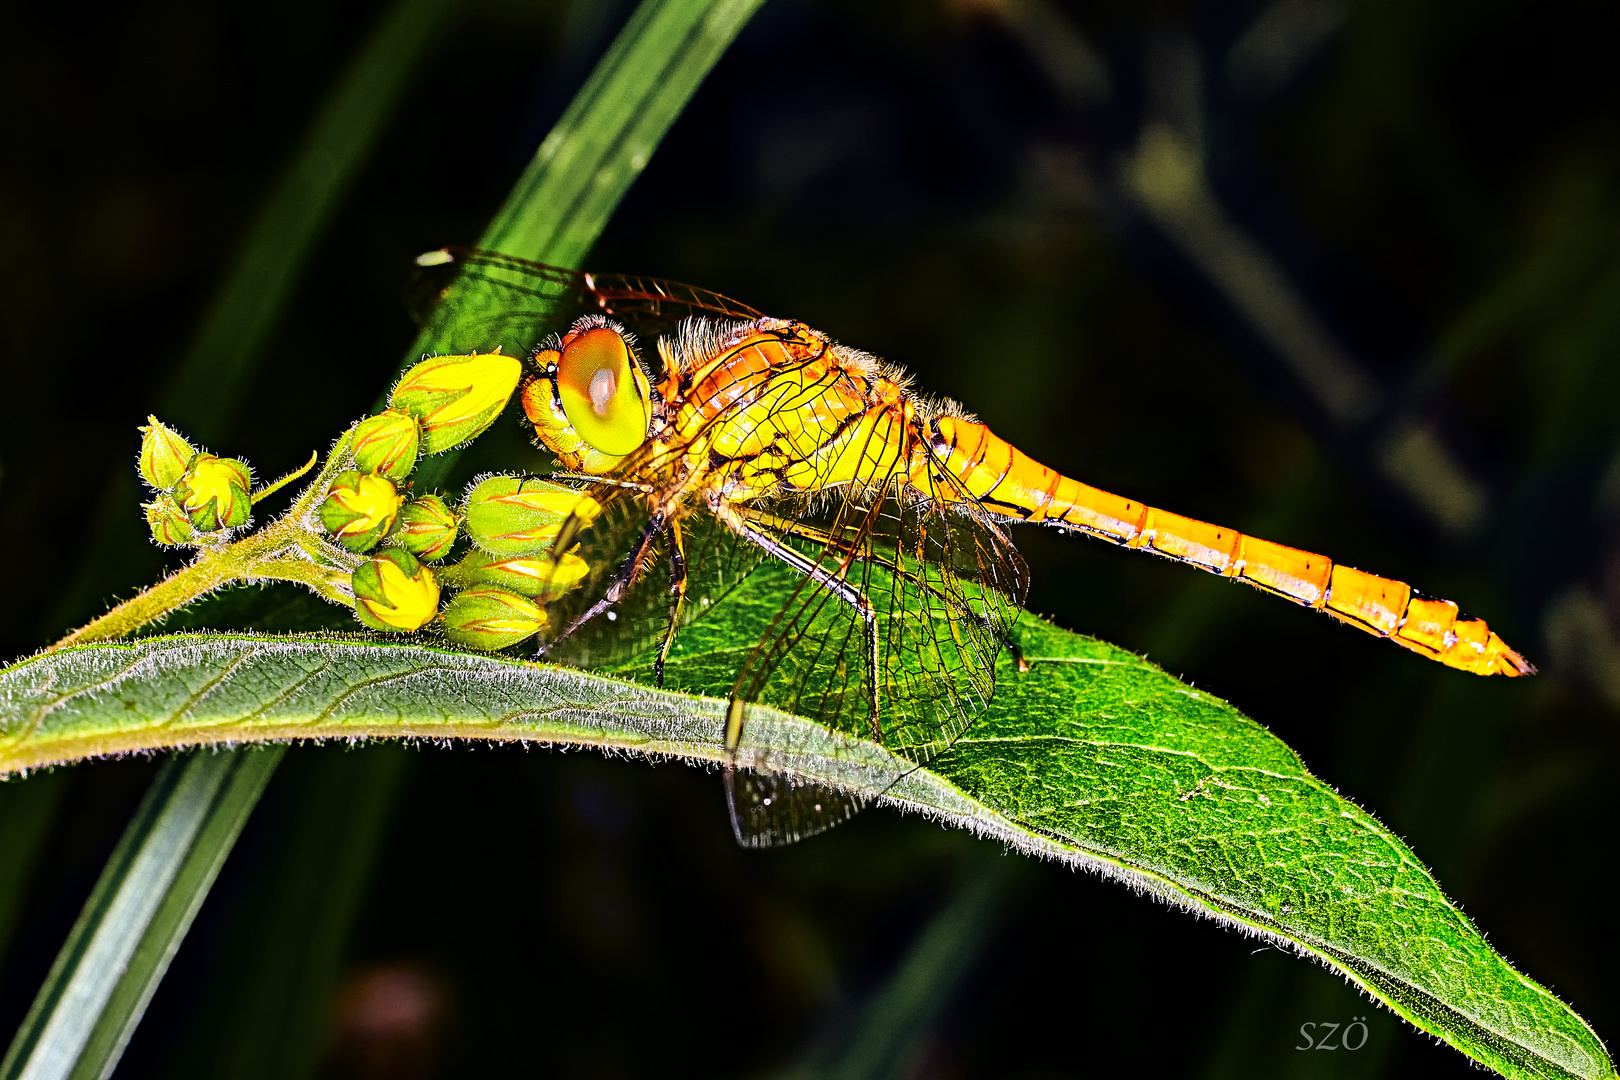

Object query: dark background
[2,0,1618,1076]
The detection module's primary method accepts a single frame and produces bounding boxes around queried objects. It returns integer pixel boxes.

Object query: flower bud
[144,495,195,546]
[137,417,196,491]
[352,549,441,632]
[395,494,458,562]
[320,471,404,553]
[174,454,252,532]
[351,410,420,480]
[451,549,591,599]
[441,587,546,650]
[463,475,602,558]
[390,352,522,454]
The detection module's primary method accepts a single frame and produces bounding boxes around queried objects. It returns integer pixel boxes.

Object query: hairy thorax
[653,317,927,507]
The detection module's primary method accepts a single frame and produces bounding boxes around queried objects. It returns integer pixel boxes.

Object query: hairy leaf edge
[0,632,1607,1080]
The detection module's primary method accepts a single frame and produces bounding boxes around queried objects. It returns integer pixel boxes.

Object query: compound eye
[555,325,650,456]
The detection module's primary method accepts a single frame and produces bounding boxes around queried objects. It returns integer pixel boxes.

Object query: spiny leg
[546,471,653,493]
[654,518,687,687]
[540,511,665,653]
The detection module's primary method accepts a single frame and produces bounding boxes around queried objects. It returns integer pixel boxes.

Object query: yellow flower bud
[390,352,522,454]
[144,495,195,546]
[442,587,546,650]
[352,549,441,632]
[320,471,404,553]
[450,549,591,599]
[463,475,602,558]
[351,410,420,480]
[137,417,196,491]
[395,494,458,562]
[174,454,252,532]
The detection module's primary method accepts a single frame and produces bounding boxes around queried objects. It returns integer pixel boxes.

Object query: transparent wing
[727,490,1026,733]
[516,425,1026,849]
[724,769,866,849]
[408,247,761,360]
[721,438,1029,846]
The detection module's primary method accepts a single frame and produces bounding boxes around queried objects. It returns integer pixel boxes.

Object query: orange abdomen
[924,415,1531,677]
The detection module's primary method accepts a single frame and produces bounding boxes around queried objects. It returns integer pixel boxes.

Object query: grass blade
[405,0,766,489]
[0,774,71,968]
[170,2,768,1072]
[4,0,463,1068]
[0,749,282,1080]
[161,0,463,444]
[479,0,767,267]
[0,1,768,1076]
[785,863,1018,1080]
[160,748,411,1080]
[41,0,462,644]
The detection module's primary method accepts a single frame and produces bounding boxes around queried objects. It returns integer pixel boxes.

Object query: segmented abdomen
[922,415,1531,677]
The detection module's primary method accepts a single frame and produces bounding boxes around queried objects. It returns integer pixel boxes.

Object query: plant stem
[46,525,353,652]
[49,432,360,652]
[48,553,241,652]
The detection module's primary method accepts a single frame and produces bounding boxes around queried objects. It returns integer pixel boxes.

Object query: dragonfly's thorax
[525,310,988,519]
[644,316,939,506]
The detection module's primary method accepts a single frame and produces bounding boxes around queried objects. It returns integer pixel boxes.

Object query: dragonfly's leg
[733,510,872,561]
[715,505,882,736]
[654,519,687,687]
[546,471,653,494]
[543,511,666,651]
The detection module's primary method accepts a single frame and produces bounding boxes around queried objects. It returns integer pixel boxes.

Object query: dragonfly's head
[520,316,653,473]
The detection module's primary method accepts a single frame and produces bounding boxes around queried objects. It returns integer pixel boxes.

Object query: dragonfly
[412,248,1532,847]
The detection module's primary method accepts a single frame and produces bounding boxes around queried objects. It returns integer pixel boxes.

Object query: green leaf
[0,621,1608,1080]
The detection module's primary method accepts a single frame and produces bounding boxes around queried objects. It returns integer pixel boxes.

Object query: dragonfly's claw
[1002,634,1030,673]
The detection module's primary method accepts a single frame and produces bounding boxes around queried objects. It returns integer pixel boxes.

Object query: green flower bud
[441,587,545,650]
[320,471,404,553]
[463,475,602,558]
[450,549,591,599]
[390,352,522,454]
[137,417,196,491]
[144,495,195,546]
[351,410,420,480]
[395,494,458,562]
[351,549,441,632]
[174,454,252,532]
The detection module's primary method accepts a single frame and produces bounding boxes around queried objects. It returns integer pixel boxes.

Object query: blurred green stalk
[0,750,282,1080]
[785,860,1018,1080]
[1,1,765,1078]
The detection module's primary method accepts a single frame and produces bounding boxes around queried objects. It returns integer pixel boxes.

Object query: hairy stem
[48,431,361,652]
[48,551,245,652]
